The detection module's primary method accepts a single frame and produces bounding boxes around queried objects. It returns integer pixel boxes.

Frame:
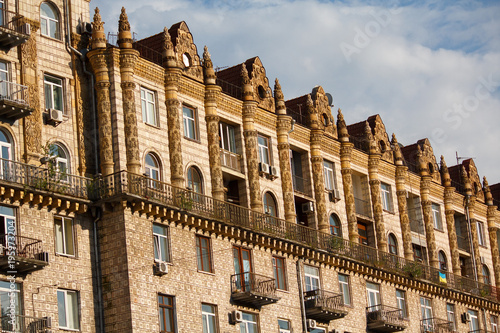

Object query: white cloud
[90,0,500,183]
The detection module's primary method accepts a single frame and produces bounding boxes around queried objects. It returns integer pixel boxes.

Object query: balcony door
[220,123,236,154]
[366,282,380,312]
[0,206,15,254]
[420,297,433,331]
[304,265,320,292]
[0,129,12,180]
[358,222,368,245]
[233,246,252,291]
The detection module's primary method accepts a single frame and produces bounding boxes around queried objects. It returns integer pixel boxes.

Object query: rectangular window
[0,62,9,98]
[257,134,270,165]
[396,289,407,318]
[323,160,336,191]
[159,294,176,333]
[44,74,64,112]
[183,105,198,140]
[380,183,393,212]
[477,221,486,246]
[141,87,157,126]
[491,315,498,333]
[338,274,351,306]
[0,280,20,331]
[468,309,479,332]
[54,216,75,256]
[278,319,291,333]
[219,122,236,153]
[432,203,443,230]
[273,256,287,290]
[57,289,80,330]
[366,282,380,311]
[240,312,258,333]
[154,224,171,263]
[304,265,320,292]
[446,303,456,331]
[420,297,433,331]
[196,235,213,273]
[233,246,252,292]
[201,303,217,333]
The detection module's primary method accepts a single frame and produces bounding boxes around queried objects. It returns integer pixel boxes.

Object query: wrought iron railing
[0,8,29,35]
[230,272,277,298]
[354,197,372,218]
[0,234,47,262]
[0,158,95,199]
[366,304,406,328]
[0,314,50,332]
[303,289,345,312]
[220,148,242,172]
[216,78,242,100]
[0,81,29,106]
[420,317,454,333]
[133,42,163,66]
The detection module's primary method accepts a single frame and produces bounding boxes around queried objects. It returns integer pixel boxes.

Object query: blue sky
[90,0,500,184]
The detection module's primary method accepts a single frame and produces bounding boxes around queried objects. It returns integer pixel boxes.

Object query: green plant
[178,192,193,211]
[330,237,345,251]
[403,262,423,278]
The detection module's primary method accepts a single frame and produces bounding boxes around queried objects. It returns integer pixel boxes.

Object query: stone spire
[440,155,451,187]
[365,121,378,154]
[391,134,403,165]
[484,176,493,205]
[461,166,472,195]
[241,63,253,101]
[118,7,133,48]
[162,27,176,68]
[91,7,106,49]
[274,79,286,115]
[202,46,216,85]
[337,109,349,142]
[417,145,428,176]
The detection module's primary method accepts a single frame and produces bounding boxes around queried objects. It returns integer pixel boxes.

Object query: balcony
[220,148,243,173]
[457,234,470,252]
[0,315,51,332]
[0,81,33,120]
[0,235,48,274]
[292,175,310,196]
[230,272,279,307]
[0,9,30,50]
[366,305,407,332]
[354,197,372,219]
[420,317,454,333]
[303,289,347,322]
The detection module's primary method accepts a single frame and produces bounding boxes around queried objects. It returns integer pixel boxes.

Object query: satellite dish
[325,93,333,106]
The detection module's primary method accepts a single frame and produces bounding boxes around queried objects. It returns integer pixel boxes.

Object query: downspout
[296,259,307,333]
[64,1,104,332]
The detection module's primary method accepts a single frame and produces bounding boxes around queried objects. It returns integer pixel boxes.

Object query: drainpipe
[93,208,104,333]
[297,259,307,333]
[465,195,478,283]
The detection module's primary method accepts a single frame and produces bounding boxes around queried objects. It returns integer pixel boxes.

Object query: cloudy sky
[90,0,500,184]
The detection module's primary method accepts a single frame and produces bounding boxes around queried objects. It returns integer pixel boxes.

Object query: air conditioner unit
[44,316,52,328]
[154,261,168,275]
[306,319,317,329]
[329,189,341,202]
[466,312,471,322]
[22,23,31,35]
[259,162,270,174]
[47,109,63,124]
[461,312,471,323]
[480,256,486,264]
[270,166,278,176]
[79,22,92,34]
[302,202,314,213]
[231,310,243,323]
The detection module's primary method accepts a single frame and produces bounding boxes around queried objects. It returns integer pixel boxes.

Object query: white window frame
[40,2,60,39]
[468,309,479,332]
[0,280,20,320]
[145,153,160,182]
[366,282,381,311]
[420,297,433,331]
[323,160,336,191]
[380,182,393,212]
[304,265,320,292]
[278,319,291,333]
[477,221,486,246]
[396,289,407,318]
[153,224,170,263]
[54,216,75,256]
[240,312,258,333]
[141,87,157,126]
[446,303,456,331]
[44,74,64,112]
[339,274,351,306]
[201,303,217,333]
[219,122,236,153]
[491,315,498,333]
[432,203,443,230]
[57,289,80,330]
[257,134,270,165]
[183,105,198,140]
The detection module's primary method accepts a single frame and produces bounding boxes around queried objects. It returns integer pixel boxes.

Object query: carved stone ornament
[412,139,441,183]
[391,133,403,165]
[464,160,484,201]
[337,109,349,141]
[170,22,202,80]
[243,57,275,112]
[118,7,133,48]
[91,8,106,49]
[370,115,393,163]
[311,86,337,138]
[203,46,216,84]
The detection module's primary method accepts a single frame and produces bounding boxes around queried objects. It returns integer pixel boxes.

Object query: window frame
[388,233,398,255]
[158,294,176,333]
[380,182,393,212]
[141,86,158,126]
[278,319,291,333]
[257,134,271,165]
[468,309,480,332]
[272,256,287,291]
[396,289,407,319]
[491,315,498,333]
[57,289,80,330]
[44,74,64,113]
[153,224,171,263]
[0,280,20,320]
[446,303,456,331]
[366,281,381,311]
[438,251,447,271]
[196,235,213,273]
[483,264,491,285]
[338,273,351,306]
[187,166,203,194]
[477,221,486,247]
[201,303,217,333]
[432,203,443,230]
[329,214,342,237]
[323,160,336,191]
[40,2,60,39]
[182,105,199,141]
[54,216,75,257]
[219,122,236,153]
[240,311,258,333]
[304,265,320,292]
[420,297,433,331]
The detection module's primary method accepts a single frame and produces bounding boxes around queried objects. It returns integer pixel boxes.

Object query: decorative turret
[337,109,349,142]
[365,121,378,155]
[162,27,177,68]
[484,177,493,205]
[202,46,216,85]
[91,8,106,49]
[440,156,451,187]
[117,7,133,48]
[391,134,403,165]
[417,145,429,177]
[241,64,253,101]
[274,79,286,115]
[461,166,473,196]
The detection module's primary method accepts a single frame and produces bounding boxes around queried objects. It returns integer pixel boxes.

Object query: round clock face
[183,53,190,67]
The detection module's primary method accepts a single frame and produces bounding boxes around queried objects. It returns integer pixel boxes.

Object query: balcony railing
[0,234,49,274]
[0,315,51,333]
[0,8,30,50]
[220,148,242,173]
[230,272,279,307]
[366,304,407,332]
[354,197,372,218]
[303,289,347,322]
[0,158,95,200]
[95,170,500,303]
[0,81,32,120]
[420,317,454,333]
[292,175,310,195]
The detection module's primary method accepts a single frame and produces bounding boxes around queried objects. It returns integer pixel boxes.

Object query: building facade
[0,1,499,332]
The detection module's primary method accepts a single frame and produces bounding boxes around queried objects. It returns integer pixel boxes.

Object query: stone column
[417,147,438,268]
[87,9,114,176]
[338,110,358,243]
[241,64,262,211]
[441,156,461,275]
[366,123,387,252]
[203,47,224,201]
[392,135,413,260]
[118,8,141,175]
[19,19,41,164]
[162,28,184,188]
[484,177,500,286]
[275,79,295,223]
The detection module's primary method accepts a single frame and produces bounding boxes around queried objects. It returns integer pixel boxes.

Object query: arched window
[187,166,202,194]
[438,251,447,271]
[49,143,69,181]
[483,265,491,285]
[388,233,398,255]
[263,192,277,217]
[40,2,60,39]
[0,129,12,161]
[145,153,160,180]
[329,214,342,237]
